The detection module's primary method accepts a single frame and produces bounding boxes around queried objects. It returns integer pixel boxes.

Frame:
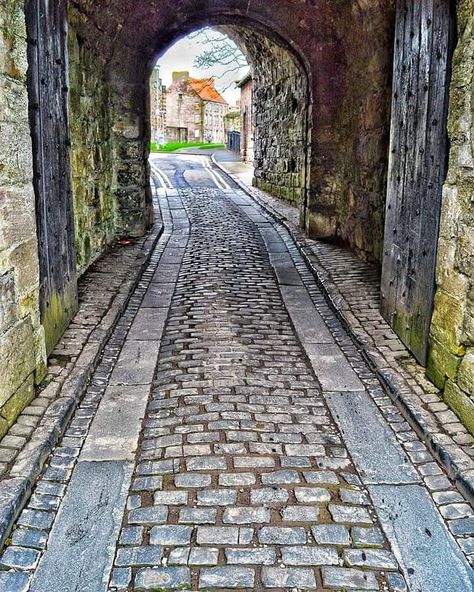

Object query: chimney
[172,71,190,83]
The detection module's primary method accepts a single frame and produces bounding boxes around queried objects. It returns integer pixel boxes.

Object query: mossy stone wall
[428,0,474,431]
[0,0,46,438]
[68,29,117,274]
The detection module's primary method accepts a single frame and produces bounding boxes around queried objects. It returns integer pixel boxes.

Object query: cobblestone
[0,545,40,570]
[225,547,276,565]
[311,524,351,546]
[128,506,168,525]
[322,566,380,590]
[149,525,193,546]
[4,173,471,590]
[352,526,385,547]
[115,545,163,567]
[179,508,216,525]
[199,565,255,588]
[135,566,190,590]
[261,565,316,588]
[197,489,237,506]
[344,548,398,570]
[0,572,30,592]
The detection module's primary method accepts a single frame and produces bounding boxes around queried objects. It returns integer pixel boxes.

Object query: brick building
[165,72,229,143]
[237,73,254,162]
[150,66,166,145]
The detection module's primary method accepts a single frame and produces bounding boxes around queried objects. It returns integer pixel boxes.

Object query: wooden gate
[26,0,77,355]
[381,0,456,365]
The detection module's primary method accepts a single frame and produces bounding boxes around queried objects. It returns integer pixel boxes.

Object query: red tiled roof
[189,78,227,104]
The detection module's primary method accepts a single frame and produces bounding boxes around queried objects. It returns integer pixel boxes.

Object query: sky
[154,28,250,107]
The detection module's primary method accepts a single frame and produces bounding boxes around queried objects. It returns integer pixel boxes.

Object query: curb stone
[0,217,164,549]
[211,153,474,506]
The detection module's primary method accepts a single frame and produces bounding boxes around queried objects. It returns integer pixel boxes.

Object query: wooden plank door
[26,0,77,355]
[381,0,456,365]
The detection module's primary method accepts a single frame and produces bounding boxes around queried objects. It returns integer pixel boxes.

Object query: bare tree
[188,28,248,90]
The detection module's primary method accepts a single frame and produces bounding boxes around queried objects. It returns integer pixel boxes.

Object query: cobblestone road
[1,154,473,591]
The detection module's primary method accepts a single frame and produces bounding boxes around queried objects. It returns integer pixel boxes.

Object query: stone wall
[428,0,474,431]
[68,29,117,274]
[0,0,46,437]
[305,2,395,262]
[231,30,308,208]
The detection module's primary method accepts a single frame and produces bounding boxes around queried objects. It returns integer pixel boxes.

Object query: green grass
[150,141,225,153]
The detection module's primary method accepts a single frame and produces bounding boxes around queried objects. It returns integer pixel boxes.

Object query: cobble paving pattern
[1,156,474,591]
[222,165,474,486]
[0,182,175,592]
[214,157,474,567]
[110,186,403,591]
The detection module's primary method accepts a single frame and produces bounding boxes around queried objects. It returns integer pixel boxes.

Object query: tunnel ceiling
[69,0,348,77]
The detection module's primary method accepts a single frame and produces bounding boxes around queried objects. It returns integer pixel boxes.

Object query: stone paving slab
[325,391,420,485]
[109,340,161,386]
[127,309,168,341]
[29,461,133,592]
[286,305,335,344]
[80,385,151,462]
[304,343,366,391]
[369,484,474,591]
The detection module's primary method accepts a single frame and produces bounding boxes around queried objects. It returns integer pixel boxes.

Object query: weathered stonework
[1,0,473,446]
[428,0,474,430]
[229,29,308,209]
[68,29,117,274]
[0,0,45,437]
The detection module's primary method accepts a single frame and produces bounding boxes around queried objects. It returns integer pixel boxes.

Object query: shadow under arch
[68,0,395,265]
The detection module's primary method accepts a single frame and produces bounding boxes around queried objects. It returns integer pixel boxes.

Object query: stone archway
[67,0,395,266]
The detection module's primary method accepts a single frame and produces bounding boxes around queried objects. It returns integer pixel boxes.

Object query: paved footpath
[1,154,473,591]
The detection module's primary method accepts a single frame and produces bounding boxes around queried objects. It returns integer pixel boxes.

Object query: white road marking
[200,156,231,191]
[150,162,173,189]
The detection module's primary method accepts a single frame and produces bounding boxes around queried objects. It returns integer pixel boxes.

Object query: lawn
[150,141,225,153]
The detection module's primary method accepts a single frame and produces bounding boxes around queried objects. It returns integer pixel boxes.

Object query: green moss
[43,289,78,356]
[458,351,474,395]
[0,416,9,440]
[426,337,462,389]
[0,377,34,426]
[444,380,474,435]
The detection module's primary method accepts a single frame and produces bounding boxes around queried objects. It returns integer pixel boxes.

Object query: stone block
[0,269,18,333]
[0,122,33,186]
[430,285,468,356]
[458,350,474,395]
[0,318,35,407]
[7,238,40,300]
[443,380,474,435]
[426,336,462,389]
[0,186,37,253]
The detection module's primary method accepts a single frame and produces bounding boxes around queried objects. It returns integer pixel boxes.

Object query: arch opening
[145,25,311,228]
